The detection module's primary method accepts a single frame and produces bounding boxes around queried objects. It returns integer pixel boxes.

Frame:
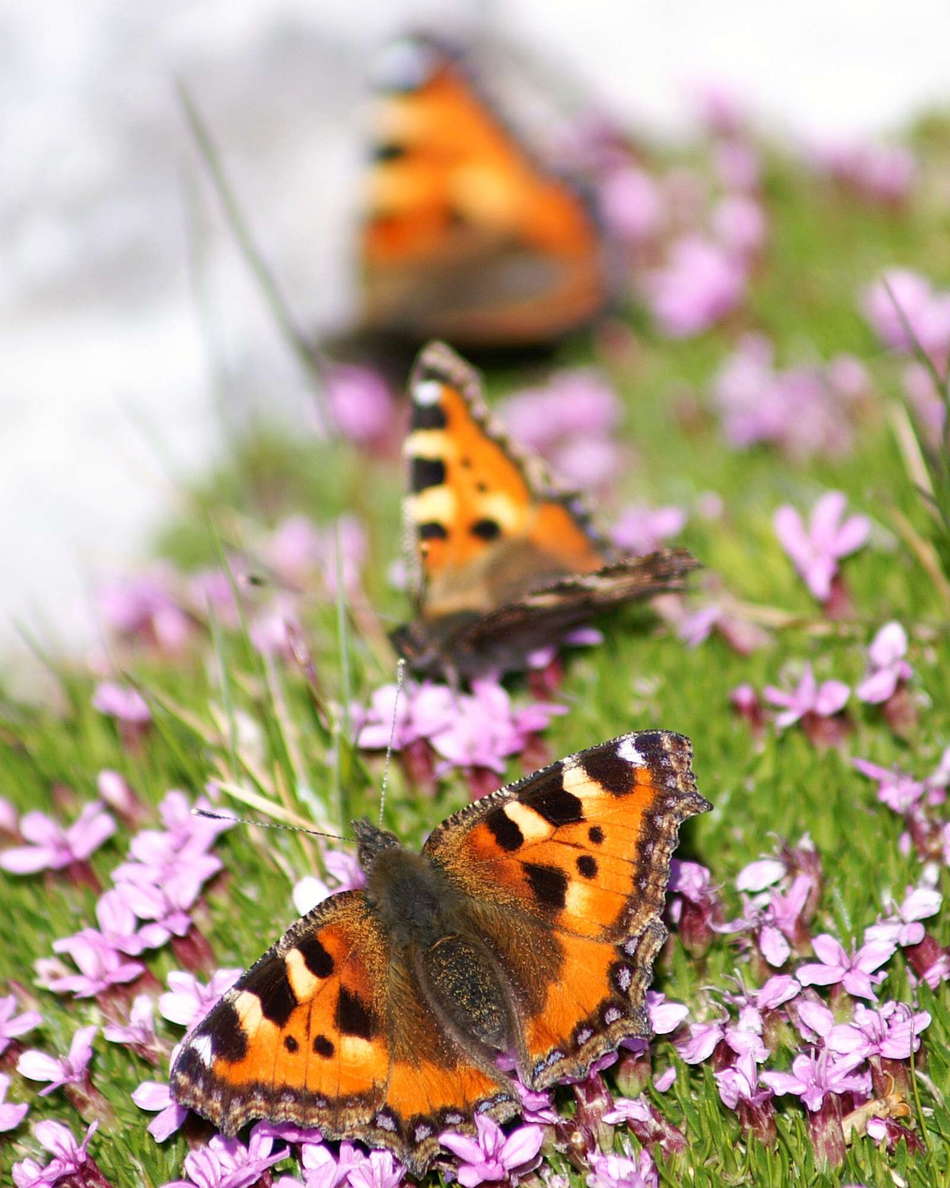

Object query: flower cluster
[712,335,870,459]
[500,370,625,491]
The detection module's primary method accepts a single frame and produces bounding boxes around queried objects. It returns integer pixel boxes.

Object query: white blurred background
[3,0,950,678]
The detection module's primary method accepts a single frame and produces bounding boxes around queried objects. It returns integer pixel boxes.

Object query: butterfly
[170,730,708,1176]
[355,33,609,350]
[390,340,700,679]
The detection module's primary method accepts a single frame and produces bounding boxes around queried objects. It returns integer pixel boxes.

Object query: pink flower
[712,336,857,460]
[812,139,916,205]
[773,491,870,602]
[866,882,942,949]
[0,802,115,874]
[852,758,925,814]
[0,994,42,1056]
[0,1072,28,1133]
[92,681,151,724]
[611,505,686,555]
[98,569,191,653]
[346,1147,405,1188]
[599,165,664,244]
[711,194,767,259]
[439,1115,543,1187]
[47,930,144,998]
[159,968,242,1029]
[714,139,761,191]
[326,364,393,448]
[736,858,786,893]
[11,1120,100,1188]
[856,622,912,703]
[587,1146,658,1188]
[500,370,624,490]
[763,666,849,730]
[828,1001,930,1061]
[265,514,367,596]
[761,1049,870,1112]
[104,994,157,1050]
[862,268,950,358]
[796,934,896,1000]
[167,1126,287,1188]
[715,1051,771,1112]
[647,235,746,337]
[17,1025,96,1096]
[133,1078,189,1141]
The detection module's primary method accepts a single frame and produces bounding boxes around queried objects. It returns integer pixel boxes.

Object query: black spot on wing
[411,457,446,491]
[313,1034,335,1058]
[296,935,335,979]
[581,748,636,797]
[470,518,501,540]
[577,855,598,879]
[523,862,568,911]
[240,960,297,1028]
[485,808,524,852]
[418,522,448,541]
[372,142,407,161]
[284,1034,299,1053]
[588,826,604,845]
[336,987,376,1040]
[525,770,584,827]
[203,999,248,1063]
[411,402,448,431]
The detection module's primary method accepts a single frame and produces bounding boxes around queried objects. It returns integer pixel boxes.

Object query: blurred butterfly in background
[390,340,699,679]
[170,730,709,1175]
[354,33,610,351]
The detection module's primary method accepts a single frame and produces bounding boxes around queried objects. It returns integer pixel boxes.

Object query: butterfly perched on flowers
[355,33,609,350]
[390,340,699,678]
[170,730,708,1175]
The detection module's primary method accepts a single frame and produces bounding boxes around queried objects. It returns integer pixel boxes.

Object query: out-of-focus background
[4,0,950,674]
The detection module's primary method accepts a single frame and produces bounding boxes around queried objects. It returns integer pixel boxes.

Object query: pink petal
[814,680,850,716]
[857,668,899,703]
[0,846,57,874]
[736,858,786,892]
[868,621,907,665]
[810,491,848,545]
[797,999,834,1038]
[796,962,843,987]
[811,933,848,967]
[438,1132,485,1164]
[833,514,871,557]
[16,1050,62,1082]
[773,506,809,568]
[500,1124,544,1168]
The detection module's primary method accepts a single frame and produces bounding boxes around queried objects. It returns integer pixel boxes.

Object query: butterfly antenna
[192,808,342,843]
[378,659,407,827]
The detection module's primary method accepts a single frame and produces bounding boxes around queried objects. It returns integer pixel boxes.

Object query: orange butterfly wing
[170,892,516,1174]
[360,35,607,347]
[424,730,709,1085]
[392,342,699,676]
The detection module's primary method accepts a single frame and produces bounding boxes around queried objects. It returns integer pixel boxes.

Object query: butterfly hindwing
[394,341,700,676]
[424,730,709,1084]
[360,34,607,347]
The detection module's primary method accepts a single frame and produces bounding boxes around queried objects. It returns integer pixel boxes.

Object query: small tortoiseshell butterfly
[391,341,700,679]
[170,730,708,1175]
[356,33,609,349]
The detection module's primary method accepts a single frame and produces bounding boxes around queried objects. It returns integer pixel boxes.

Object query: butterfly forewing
[424,730,709,1084]
[170,893,391,1136]
[360,35,607,347]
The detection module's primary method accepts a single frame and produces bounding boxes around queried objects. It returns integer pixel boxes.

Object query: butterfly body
[170,731,709,1175]
[393,340,699,677]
